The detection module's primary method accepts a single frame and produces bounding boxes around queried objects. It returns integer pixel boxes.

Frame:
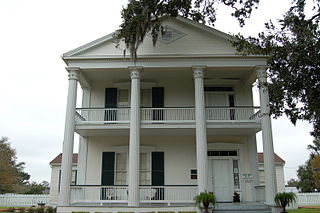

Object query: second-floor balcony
[75,106,261,126]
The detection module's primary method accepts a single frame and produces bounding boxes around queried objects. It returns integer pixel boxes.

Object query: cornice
[63,54,268,61]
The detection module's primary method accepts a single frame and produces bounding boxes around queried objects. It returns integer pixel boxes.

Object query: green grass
[289,209,320,213]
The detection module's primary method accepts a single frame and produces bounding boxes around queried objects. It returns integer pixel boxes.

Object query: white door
[205,93,229,107]
[205,93,230,120]
[211,159,232,202]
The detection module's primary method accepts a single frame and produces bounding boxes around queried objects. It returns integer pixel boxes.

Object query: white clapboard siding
[0,194,49,207]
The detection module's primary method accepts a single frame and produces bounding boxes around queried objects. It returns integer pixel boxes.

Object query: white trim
[63,33,114,57]
[63,54,268,60]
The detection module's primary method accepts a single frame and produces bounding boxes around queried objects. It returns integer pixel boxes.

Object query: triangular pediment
[63,17,237,59]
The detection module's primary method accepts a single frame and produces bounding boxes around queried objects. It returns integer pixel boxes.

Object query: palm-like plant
[274,192,297,213]
[194,192,216,213]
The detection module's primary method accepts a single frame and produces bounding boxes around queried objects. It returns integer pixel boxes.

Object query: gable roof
[50,153,78,165]
[62,16,235,59]
[258,152,285,164]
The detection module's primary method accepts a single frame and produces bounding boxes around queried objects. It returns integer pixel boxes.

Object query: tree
[25,181,50,194]
[116,0,320,137]
[286,178,299,187]
[296,137,320,192]
[114,0,260,61]
[310,155,320,189]
[296,162,317,192]
[308,137,320,157]
[0,137,30,194]
[0,137,19,193]
[233,0,320,137]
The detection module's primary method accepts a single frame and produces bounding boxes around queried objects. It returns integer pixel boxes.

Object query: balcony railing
[75,107,261,124]
[71,185,128,204]
[141,107,195,123]
[70,185,197,204]
[140,185,198,203]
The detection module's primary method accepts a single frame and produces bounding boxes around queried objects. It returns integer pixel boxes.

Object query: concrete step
[213,203,271,213]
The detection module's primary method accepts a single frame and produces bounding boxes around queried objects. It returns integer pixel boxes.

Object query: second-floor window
[204,86,234,107]
[105,87,164,108]
[118,89,129,107]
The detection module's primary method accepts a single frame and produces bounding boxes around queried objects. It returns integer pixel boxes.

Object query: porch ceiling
[80,66,255,83]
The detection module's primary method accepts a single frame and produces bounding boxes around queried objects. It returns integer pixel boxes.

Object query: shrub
[7,207,15,212]
[194,192,216,213]
[274,192,297,213]
[29,207,36,213]
[45,206,55,213]
[35,207,45,213]
[19,207,26,213]
[71,212,89,213]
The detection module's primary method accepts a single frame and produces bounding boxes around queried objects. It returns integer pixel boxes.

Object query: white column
[193,66,208,193]
[59,67,80,206]
[248,135,259,201]
[256,66,277,205]
[128,66,142,206]
[77,87,91,185]
[77,137,88,185]
[248,135,259,186]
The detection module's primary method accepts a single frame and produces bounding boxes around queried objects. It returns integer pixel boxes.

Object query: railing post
[193,66,208,193]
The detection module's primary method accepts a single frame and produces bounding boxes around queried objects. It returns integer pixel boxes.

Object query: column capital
[255,65,268,80]
[66,67,80,81]
[129,66,142,79]
[192,66,206,79]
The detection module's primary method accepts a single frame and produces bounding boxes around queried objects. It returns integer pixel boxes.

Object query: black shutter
[152,87,164,120]
[229,95,235,120]
[101,152,115,186]
[152,152,164,200]
[105,88,117,121]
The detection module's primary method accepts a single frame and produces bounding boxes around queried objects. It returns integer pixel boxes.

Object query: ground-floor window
[102,151,161,186]
[140,153,151,185]
[233,160,240,189]
[115,153,127,185]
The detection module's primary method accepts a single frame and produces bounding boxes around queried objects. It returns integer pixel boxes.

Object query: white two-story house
[57,17,279,213]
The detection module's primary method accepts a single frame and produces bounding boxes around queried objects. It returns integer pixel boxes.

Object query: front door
[211,159,232,202]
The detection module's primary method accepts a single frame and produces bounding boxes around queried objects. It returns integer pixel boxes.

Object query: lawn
[289,208,320,213]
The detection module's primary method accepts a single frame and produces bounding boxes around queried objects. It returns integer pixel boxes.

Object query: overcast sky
[0,0,315,184]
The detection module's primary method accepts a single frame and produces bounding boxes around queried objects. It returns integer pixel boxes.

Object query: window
[161,30,173,41]
[58,169,77,192]
[141,89,152,107]
[118,89,129,106]
[207,150,238,156]
[140,153,151,185]
[259,169,266,185]
[190,169,197,180]
[204,87,233,92]
[233,160,240,189]
[115,153,127,185]
[71,170,77,185]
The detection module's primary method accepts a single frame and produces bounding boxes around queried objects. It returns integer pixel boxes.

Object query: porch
[70,185,197,205]
[70,185,266,205]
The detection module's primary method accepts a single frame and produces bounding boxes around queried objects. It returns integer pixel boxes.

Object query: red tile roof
[50,153,78,164]
[258,152,285,164]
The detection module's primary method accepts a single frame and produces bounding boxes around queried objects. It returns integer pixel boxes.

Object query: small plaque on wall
[242,173,253,182]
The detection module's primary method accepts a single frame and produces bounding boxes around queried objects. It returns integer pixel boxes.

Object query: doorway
[210,159,233,202]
